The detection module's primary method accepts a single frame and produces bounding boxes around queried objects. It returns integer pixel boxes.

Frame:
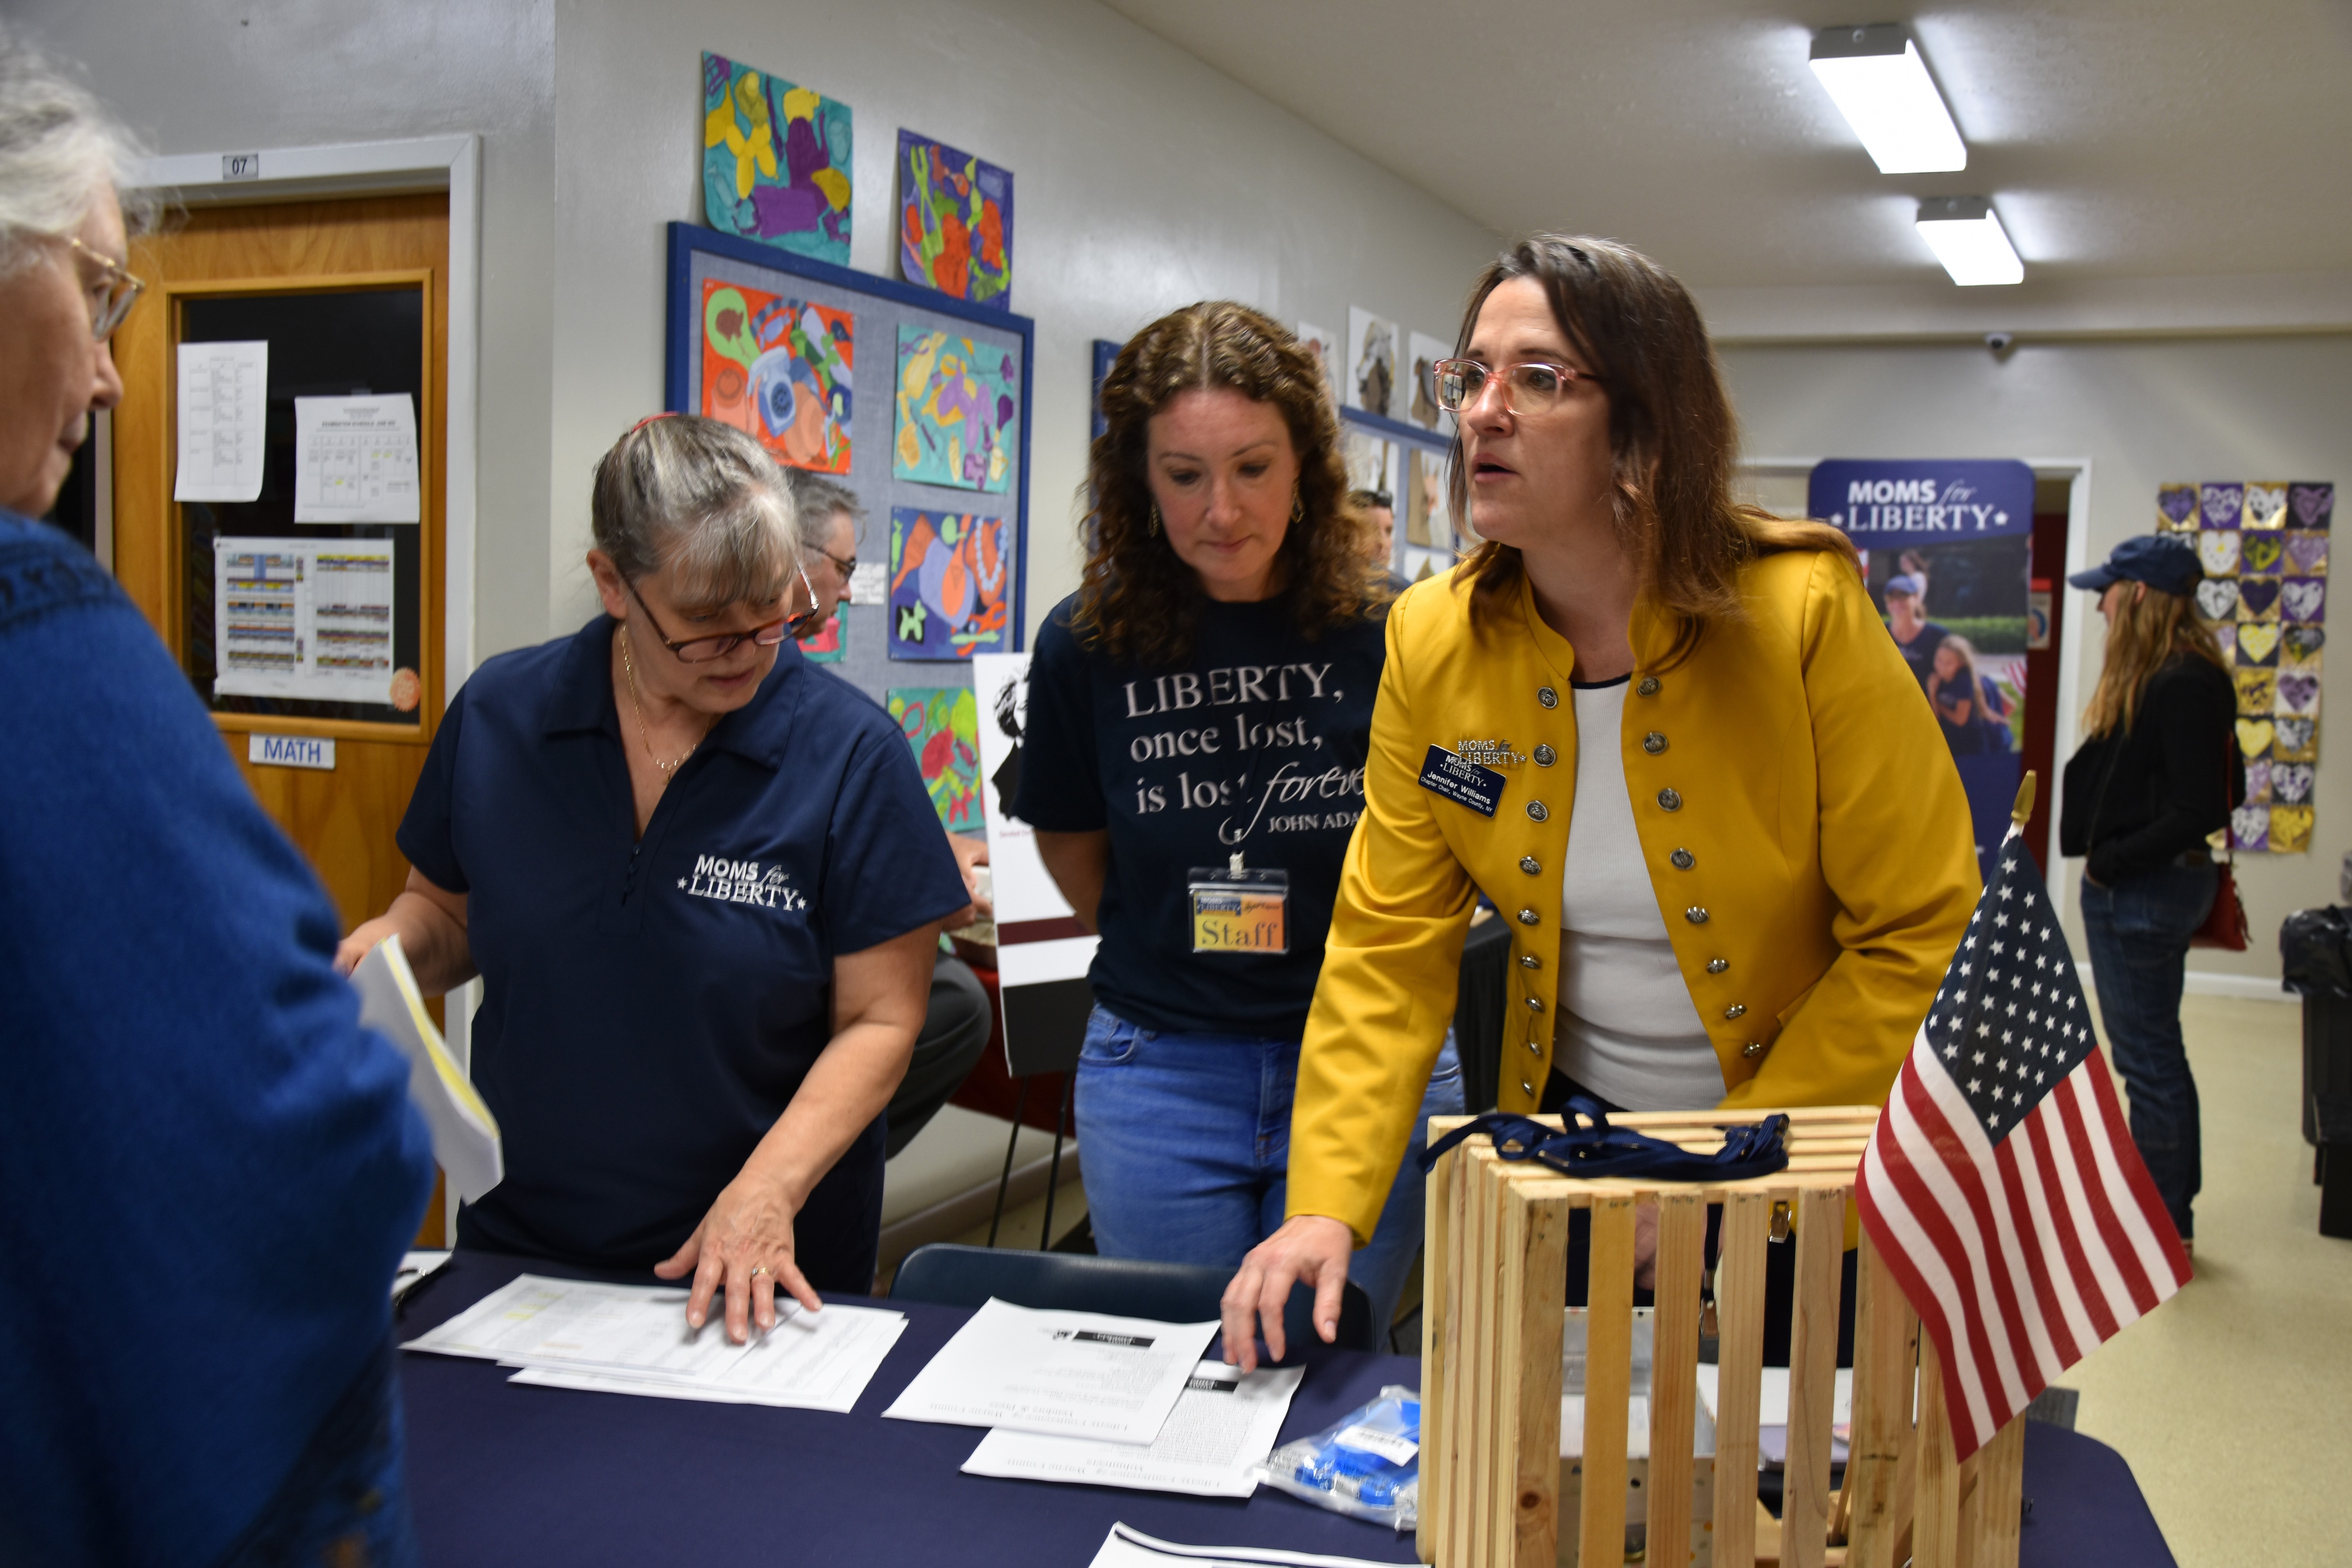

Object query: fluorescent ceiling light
[1915,197,2023,286]
[1810,24,1966,174]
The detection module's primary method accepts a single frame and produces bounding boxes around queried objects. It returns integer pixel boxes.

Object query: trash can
[2280,906,2352,1240]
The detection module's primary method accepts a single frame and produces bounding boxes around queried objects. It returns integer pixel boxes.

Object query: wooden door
[113,194,452,1241]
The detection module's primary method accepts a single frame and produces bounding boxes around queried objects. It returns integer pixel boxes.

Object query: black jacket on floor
[2059,653,2241,884]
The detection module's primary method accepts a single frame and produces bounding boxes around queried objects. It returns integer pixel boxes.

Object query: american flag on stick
[1857,786,2193,1462]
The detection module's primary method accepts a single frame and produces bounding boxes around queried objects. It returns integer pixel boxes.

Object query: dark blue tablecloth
[397,1251,2171,1567]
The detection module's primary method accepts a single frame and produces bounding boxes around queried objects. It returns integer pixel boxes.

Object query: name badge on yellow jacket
[1417,744,1504,818]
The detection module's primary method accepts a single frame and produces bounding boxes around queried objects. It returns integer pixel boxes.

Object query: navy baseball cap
[2069,534,2201,597]
[1883,573,1926,597]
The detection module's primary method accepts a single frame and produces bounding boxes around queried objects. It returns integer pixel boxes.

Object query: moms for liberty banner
[1811,459,2036,881]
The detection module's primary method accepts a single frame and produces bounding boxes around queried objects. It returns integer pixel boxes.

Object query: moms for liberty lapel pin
[1455,739,1527,768]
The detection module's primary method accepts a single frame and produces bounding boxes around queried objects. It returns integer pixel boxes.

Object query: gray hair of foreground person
[0,25,155,274]
[590,414,803,610]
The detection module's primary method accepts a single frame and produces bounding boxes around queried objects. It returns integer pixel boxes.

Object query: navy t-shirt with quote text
[1014,592,1387,1038]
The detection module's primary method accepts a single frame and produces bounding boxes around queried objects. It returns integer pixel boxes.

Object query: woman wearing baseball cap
[2058,533,2241,1247]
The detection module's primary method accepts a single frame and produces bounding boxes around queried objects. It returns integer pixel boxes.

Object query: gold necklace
[617,626,711,777]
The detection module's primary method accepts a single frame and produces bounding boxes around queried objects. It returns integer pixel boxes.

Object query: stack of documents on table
[1695,1364,1855,1466]
[401,1274,906,1413]
[887,1298,1301,1498]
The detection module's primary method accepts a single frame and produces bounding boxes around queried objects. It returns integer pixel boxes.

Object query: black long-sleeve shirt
[2059,653,2241,883]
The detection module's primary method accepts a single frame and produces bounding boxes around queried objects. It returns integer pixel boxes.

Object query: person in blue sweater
[0,29,435,1566]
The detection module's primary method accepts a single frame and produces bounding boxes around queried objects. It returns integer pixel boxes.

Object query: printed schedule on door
[213,537,397,704]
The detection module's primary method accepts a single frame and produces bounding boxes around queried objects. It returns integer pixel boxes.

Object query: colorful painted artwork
[894,325,1018,492]
[702,52,852,264]
[898,130,1012,309]
[700,279,853,473]
[2174,475,2334,853]
[802,613,844,662]
[888,508,1010,659]
[889,686,982,831]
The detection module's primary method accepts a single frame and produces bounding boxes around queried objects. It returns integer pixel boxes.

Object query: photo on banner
[2172,477,2332,853]
[1811,458,2035,881]
[896,130,1013,309]
[701,52,852,264]
[699,279,853,473]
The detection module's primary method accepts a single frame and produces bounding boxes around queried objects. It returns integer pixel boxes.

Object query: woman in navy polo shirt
[339,415,968,1342]
[1015,302,1462,1338]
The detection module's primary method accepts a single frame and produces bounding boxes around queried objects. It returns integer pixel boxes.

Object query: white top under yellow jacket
[1289,548,1980,1244]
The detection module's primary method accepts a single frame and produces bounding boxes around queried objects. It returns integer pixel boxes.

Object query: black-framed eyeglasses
[67,236,145,341]
[1432,357,1604,417]
[818,546,857,577]
[624,567,820,663]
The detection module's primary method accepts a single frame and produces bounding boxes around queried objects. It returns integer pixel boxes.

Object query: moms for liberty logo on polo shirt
[1116,659,1367,844]
[680,852,810,911]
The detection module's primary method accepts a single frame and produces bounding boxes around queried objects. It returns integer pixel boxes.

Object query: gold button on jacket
[1288,551,1979,1244]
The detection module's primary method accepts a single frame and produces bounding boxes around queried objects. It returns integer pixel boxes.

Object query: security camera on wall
[1985,332,2016,356]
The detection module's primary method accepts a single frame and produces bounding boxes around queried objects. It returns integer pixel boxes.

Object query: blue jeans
[2079,862,2216,1238]
[1074,1005,1464,1337]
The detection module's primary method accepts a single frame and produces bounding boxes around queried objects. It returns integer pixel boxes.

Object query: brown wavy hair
[2082,581,2226,738]
[1447,235,1854,667]
[1073,301,1379,666]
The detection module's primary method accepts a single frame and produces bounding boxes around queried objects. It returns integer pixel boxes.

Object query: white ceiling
[1099,0,2352,334]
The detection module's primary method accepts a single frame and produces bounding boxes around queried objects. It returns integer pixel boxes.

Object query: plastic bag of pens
[1255,1385,1419,1529]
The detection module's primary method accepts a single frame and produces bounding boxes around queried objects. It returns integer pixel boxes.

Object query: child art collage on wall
[2159,479,2334,853]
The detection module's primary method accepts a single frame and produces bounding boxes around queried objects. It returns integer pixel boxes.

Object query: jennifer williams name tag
[1417,745,1505,818]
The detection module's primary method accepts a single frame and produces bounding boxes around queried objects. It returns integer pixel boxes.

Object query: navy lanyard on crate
[1417,1101,1791,1182]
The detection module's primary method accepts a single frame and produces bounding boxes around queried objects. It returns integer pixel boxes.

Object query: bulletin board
[664,221,1034,728]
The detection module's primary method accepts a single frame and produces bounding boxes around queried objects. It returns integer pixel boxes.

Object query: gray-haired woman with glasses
[339,413,970,1343]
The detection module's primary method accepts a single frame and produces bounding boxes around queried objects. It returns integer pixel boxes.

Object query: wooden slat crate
[1418,1107,2025,1568]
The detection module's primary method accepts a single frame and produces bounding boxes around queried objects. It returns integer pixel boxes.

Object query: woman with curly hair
[1013,301,1461,1332]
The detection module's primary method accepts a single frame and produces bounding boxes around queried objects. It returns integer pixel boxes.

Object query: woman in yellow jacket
[1221,235,1979,1363]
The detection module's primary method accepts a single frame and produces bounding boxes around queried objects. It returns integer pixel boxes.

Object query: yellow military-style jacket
[1288,547,1980,1244]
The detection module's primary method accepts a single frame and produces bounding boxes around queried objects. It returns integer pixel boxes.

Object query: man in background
[1351,487,1411,593]
[788,470,995,1158]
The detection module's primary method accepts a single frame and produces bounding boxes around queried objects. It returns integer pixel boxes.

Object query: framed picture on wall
[664,221,1036,719]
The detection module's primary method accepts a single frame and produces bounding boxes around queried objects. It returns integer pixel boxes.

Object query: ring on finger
[748,1263,773,1281]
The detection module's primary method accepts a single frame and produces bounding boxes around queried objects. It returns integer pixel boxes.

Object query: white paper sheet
[847,560,886,606]
[352,937,502,1201]
[1695,1365,1855,1466]
[883,1297,1219,1444]
[506,1304,907,1412]
[964,1361,1302,1497]
[403,1272,907,1412]
[293,394,421,523]
[1085,1521,1399,1568]
[213,535,397,704]
[174,340,268,503]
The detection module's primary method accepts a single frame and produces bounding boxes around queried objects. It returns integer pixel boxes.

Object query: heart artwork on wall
[2290,483,2334,530]
[2236,669,2278,714]
[2231,803,2271,851]
[2283,625,2327,665]
[2196,531,2242,576]
[2274,763,2316,805]
[2283,579,2327,623]
[2274,717,2318,761]
[2235,623,2282,666]
[2158,483,2199,530]
[2238,579,2282,620]
[2287,532,2330,575]
[2196,579,2241,621]
[2271,806,2316,853]
[2277,672,2321,714]
[2243,483,2288,529]
[2202,483,2246,529]
[2243,759,2274,802]
[2241,535,2284,577]
[2235,717,2276,759]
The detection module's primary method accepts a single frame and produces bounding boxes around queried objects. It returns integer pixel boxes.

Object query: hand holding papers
[350,936,502,1201]
[884,1297,1220,1443]
[402,1274,906,1412]
[963,1360,1303,1497]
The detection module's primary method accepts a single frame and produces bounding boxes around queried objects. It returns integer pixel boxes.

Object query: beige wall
[1722,334,2352,983]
